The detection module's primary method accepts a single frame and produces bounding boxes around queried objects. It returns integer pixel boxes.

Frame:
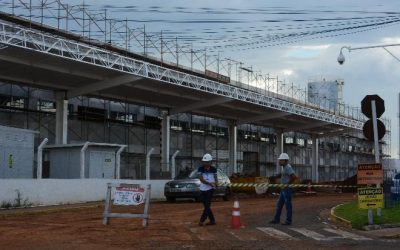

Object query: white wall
[0,179,169,206]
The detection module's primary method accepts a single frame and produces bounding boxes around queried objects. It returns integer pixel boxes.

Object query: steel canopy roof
[0,18,363,136]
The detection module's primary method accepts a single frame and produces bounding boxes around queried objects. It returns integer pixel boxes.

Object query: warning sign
[114,186,145,206]
[358,187,383,209]
[357,163,383,185]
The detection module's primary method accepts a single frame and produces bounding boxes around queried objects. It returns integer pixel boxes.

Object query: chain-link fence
[384,172,400,208]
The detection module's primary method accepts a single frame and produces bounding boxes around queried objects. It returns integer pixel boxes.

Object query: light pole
[337,43,400,221]
[337,43,400,65]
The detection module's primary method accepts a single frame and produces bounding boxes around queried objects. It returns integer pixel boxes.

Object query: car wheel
[223,188,231,201]
[166,196,176,202]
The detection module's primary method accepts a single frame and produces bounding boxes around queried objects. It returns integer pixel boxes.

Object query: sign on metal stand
[103,183,151,227]
[360,95,386,225]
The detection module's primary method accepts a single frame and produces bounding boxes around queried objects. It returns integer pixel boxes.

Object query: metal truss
[0,19,363,130]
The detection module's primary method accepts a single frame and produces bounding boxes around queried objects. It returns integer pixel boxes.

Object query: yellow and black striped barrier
[218,182,358,189]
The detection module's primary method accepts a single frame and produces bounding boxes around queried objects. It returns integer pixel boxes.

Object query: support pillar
[229,122,237,173]
[160,112,170,172]
[312,134,319,183]
[55,91,68,144]
[276,129,284,173]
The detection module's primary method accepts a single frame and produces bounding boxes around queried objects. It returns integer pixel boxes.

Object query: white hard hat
[202,153,213,162]
[278,153,289,160]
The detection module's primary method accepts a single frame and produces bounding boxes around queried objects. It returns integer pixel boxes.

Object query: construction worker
[269,153,297,225]
[197,153,218,226]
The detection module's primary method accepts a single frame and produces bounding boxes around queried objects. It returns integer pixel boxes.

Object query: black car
[164,168,231,202]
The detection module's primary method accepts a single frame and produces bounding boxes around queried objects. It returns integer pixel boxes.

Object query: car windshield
[175,169,198,180]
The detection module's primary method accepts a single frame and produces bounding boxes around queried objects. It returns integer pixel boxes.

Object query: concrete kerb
[330,203,400,238]
[330,203,352,229]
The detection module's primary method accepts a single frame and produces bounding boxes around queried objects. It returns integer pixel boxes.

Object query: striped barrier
[219,182,358,189]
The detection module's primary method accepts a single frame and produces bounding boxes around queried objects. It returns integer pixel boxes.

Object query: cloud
[286,45,331,59]
[381,37,400,44]
[282,69,294,76]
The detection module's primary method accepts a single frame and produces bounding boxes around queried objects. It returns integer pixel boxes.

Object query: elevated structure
[0,10,379,182]
[0,18,362,132]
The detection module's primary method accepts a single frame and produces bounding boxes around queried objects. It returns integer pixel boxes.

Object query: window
[0,95,26,109]
[37,100,56,112]
[297,138,305,147]
[110,111,134,123]
[285,137,294,144]
[77,105,106,120]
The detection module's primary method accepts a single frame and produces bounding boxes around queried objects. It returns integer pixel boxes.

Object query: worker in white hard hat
[197,153,218,226]
[269,152,297,225]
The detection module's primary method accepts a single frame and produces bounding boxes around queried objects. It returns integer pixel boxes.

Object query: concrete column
[228,122,237,173]
[312,134,319,183]
[276,129,284,173]
[160,112,170,172]
[55,91,68,144]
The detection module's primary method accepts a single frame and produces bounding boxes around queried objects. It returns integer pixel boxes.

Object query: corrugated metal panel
[0,125,35,178]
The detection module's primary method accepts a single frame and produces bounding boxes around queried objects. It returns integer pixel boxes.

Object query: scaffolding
[0,81,387,181]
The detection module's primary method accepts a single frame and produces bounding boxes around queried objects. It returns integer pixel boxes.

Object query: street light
[337,43,400,65]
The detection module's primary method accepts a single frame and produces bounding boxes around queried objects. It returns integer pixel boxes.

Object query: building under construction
[0,80,391,182]
[0,1,392,183]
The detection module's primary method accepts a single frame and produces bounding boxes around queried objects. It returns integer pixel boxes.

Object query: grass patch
[0,189,32,209]
[334,201,400,229]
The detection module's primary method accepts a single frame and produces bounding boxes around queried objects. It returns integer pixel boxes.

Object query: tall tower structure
[307,76,344,113]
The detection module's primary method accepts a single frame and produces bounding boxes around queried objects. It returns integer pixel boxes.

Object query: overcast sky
[8,0,400,157]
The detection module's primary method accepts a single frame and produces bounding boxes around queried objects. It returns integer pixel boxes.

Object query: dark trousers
[200,189,215,223]
[274,188,293,224]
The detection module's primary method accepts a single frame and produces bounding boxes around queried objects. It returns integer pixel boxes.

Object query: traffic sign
[362,119,386,141]
[357,163,383,185]
[358,187,384,209]
[361,95,385,118]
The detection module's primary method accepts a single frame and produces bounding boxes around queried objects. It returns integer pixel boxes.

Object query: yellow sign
[357,163,383,185]
[358,188,384,209]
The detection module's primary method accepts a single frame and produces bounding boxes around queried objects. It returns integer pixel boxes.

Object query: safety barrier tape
[218,182,358,189]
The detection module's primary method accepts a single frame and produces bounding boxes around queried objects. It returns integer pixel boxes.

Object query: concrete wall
[0,179,169,206]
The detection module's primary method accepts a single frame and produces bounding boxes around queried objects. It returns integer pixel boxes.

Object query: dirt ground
[0,193,356,250]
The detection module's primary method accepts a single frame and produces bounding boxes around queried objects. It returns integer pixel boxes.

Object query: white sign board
[114,186,145,206]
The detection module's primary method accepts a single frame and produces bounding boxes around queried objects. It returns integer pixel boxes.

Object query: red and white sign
[357,163,383,185]
[114,186,145,206]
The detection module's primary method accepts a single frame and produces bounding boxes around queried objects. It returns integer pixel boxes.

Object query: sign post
[371,100,382,217]
[360,95,386,223]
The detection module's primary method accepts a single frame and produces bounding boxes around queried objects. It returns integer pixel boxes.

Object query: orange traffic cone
[230,198,241,229]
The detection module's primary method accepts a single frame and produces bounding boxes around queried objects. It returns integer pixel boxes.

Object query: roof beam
[134,85,199,100]
[170,96,232,115]
[67,75,142,99]
[285,121,330,132]
[318,128,356,138]
[0,54,103,80]
[237,112,290,125]
[0,75,69,90]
